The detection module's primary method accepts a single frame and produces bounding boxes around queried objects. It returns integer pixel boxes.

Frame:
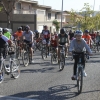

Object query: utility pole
[61,0,63,28]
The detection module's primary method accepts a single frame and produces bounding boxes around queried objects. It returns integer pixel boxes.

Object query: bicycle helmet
[60,28,65,34]
[85,30,89,33]
[17,27,22,31]
[75,30,83,36]
[43,25,48,29]
[25,25,30,31]
[4,28,8,31]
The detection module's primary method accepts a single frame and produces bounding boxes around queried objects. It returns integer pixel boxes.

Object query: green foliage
[52,20,60,31]
[0,7,3,11]
[70,3,100,31]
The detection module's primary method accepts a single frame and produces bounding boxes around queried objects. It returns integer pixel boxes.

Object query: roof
[19,0,38,4]
[37,5,51,9]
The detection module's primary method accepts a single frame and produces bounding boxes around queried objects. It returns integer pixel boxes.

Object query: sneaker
[86,55,90,60]
[83,70,87,77]
[71,75,76,80]
[30,60,34,64]
[65,54,68,58]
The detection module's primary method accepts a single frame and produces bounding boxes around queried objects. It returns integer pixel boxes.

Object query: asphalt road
[0,50,100,100]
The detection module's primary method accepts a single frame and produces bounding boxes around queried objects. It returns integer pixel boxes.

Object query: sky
[35,0,100,11]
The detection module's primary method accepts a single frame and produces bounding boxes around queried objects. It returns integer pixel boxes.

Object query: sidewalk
[0,95,36,100]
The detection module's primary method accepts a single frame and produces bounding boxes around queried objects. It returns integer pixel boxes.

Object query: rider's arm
[69,40,74,52]
[31,31,33,43]
[84,40,92,55]
[57,35,60,46]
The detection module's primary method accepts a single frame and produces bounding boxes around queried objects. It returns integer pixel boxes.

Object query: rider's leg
[58,47,60,60]
[65,43,68,57]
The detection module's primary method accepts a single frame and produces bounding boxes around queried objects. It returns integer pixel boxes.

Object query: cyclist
[22,25,34,63]
[0,28,12,81]
[82,30,91,47]
[3,28,11,40]
[14,27,23,40]
[95,31,100,45]
[68,30,74,43]
[41,25,50,55]
[14,27,23,44]
[89,31,96,43]
[57,28,69,61]
[51,32,58,54]
[69,30,92,80]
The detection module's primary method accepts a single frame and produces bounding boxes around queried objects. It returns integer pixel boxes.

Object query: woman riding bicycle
[69,30,92,80]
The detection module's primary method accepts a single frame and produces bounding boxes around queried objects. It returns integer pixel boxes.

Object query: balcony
[13,9,36,14]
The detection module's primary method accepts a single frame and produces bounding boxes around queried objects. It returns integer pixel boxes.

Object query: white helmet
[4,28,8,31]
[75,30,83,36]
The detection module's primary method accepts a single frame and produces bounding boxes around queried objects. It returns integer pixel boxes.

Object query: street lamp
[61,0,63,28]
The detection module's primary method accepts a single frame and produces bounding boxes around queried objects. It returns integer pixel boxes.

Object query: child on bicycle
[69,30,92,80]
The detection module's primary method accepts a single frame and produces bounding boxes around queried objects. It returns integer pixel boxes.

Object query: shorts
[43,38,50,45]
[24,40,32,48]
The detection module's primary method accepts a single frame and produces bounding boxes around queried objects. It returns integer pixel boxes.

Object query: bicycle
[51,47,57,64]
[34,38,42,51]
[22,41,32,67]
[59,45,65,71]
[14,39,22,59]
[0,46,20,83]
[73,51,86,94]
[7,46,20,79]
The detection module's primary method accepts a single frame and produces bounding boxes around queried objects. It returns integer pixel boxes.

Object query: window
[29,5,31,9]
[38,10,45,15]
[48,13,51,20]
[55,13,57,19]
[15,2,21,9]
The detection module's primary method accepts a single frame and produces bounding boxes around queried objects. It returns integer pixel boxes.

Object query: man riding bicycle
[41,25,50,55]
[57,28,69,61]
[82,30,91,47]
[14,27,23,45]
[51,32,58,54]
[22,25,34,63]
[0,27,12,81]
[69,30,92,80]
[3,28,11,40]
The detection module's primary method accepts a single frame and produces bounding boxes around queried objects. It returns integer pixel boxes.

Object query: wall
[0,13,37,32]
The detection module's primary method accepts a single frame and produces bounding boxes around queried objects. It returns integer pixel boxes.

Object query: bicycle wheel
[51,53,54,64]
[77,67,83,94]
[0,61,4,83]
[22,50,29,67]
[59,54,65,71]
[38,42,42,51]
[41,47,46,60]
[11,59,20,79]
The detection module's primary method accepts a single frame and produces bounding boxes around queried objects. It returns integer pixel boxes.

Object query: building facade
[0,0,75,33]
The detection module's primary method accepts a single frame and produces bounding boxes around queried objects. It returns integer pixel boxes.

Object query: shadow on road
[21,67,56,73]
[87,60,100,63]
[10,84,78,100]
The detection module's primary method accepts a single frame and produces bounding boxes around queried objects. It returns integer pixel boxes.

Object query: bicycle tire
[22,50,29,67]
[41,47,46,60]
[59,54,65,71]
[0,61,4,83]
[77,67,83,94]
[10,59,20,79]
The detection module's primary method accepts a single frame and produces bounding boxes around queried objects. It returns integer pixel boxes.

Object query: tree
[70,9,77,26]
[79,3,94,31]
[0,6,2,11]
[0,0,17,28]
[52,20,60,32]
